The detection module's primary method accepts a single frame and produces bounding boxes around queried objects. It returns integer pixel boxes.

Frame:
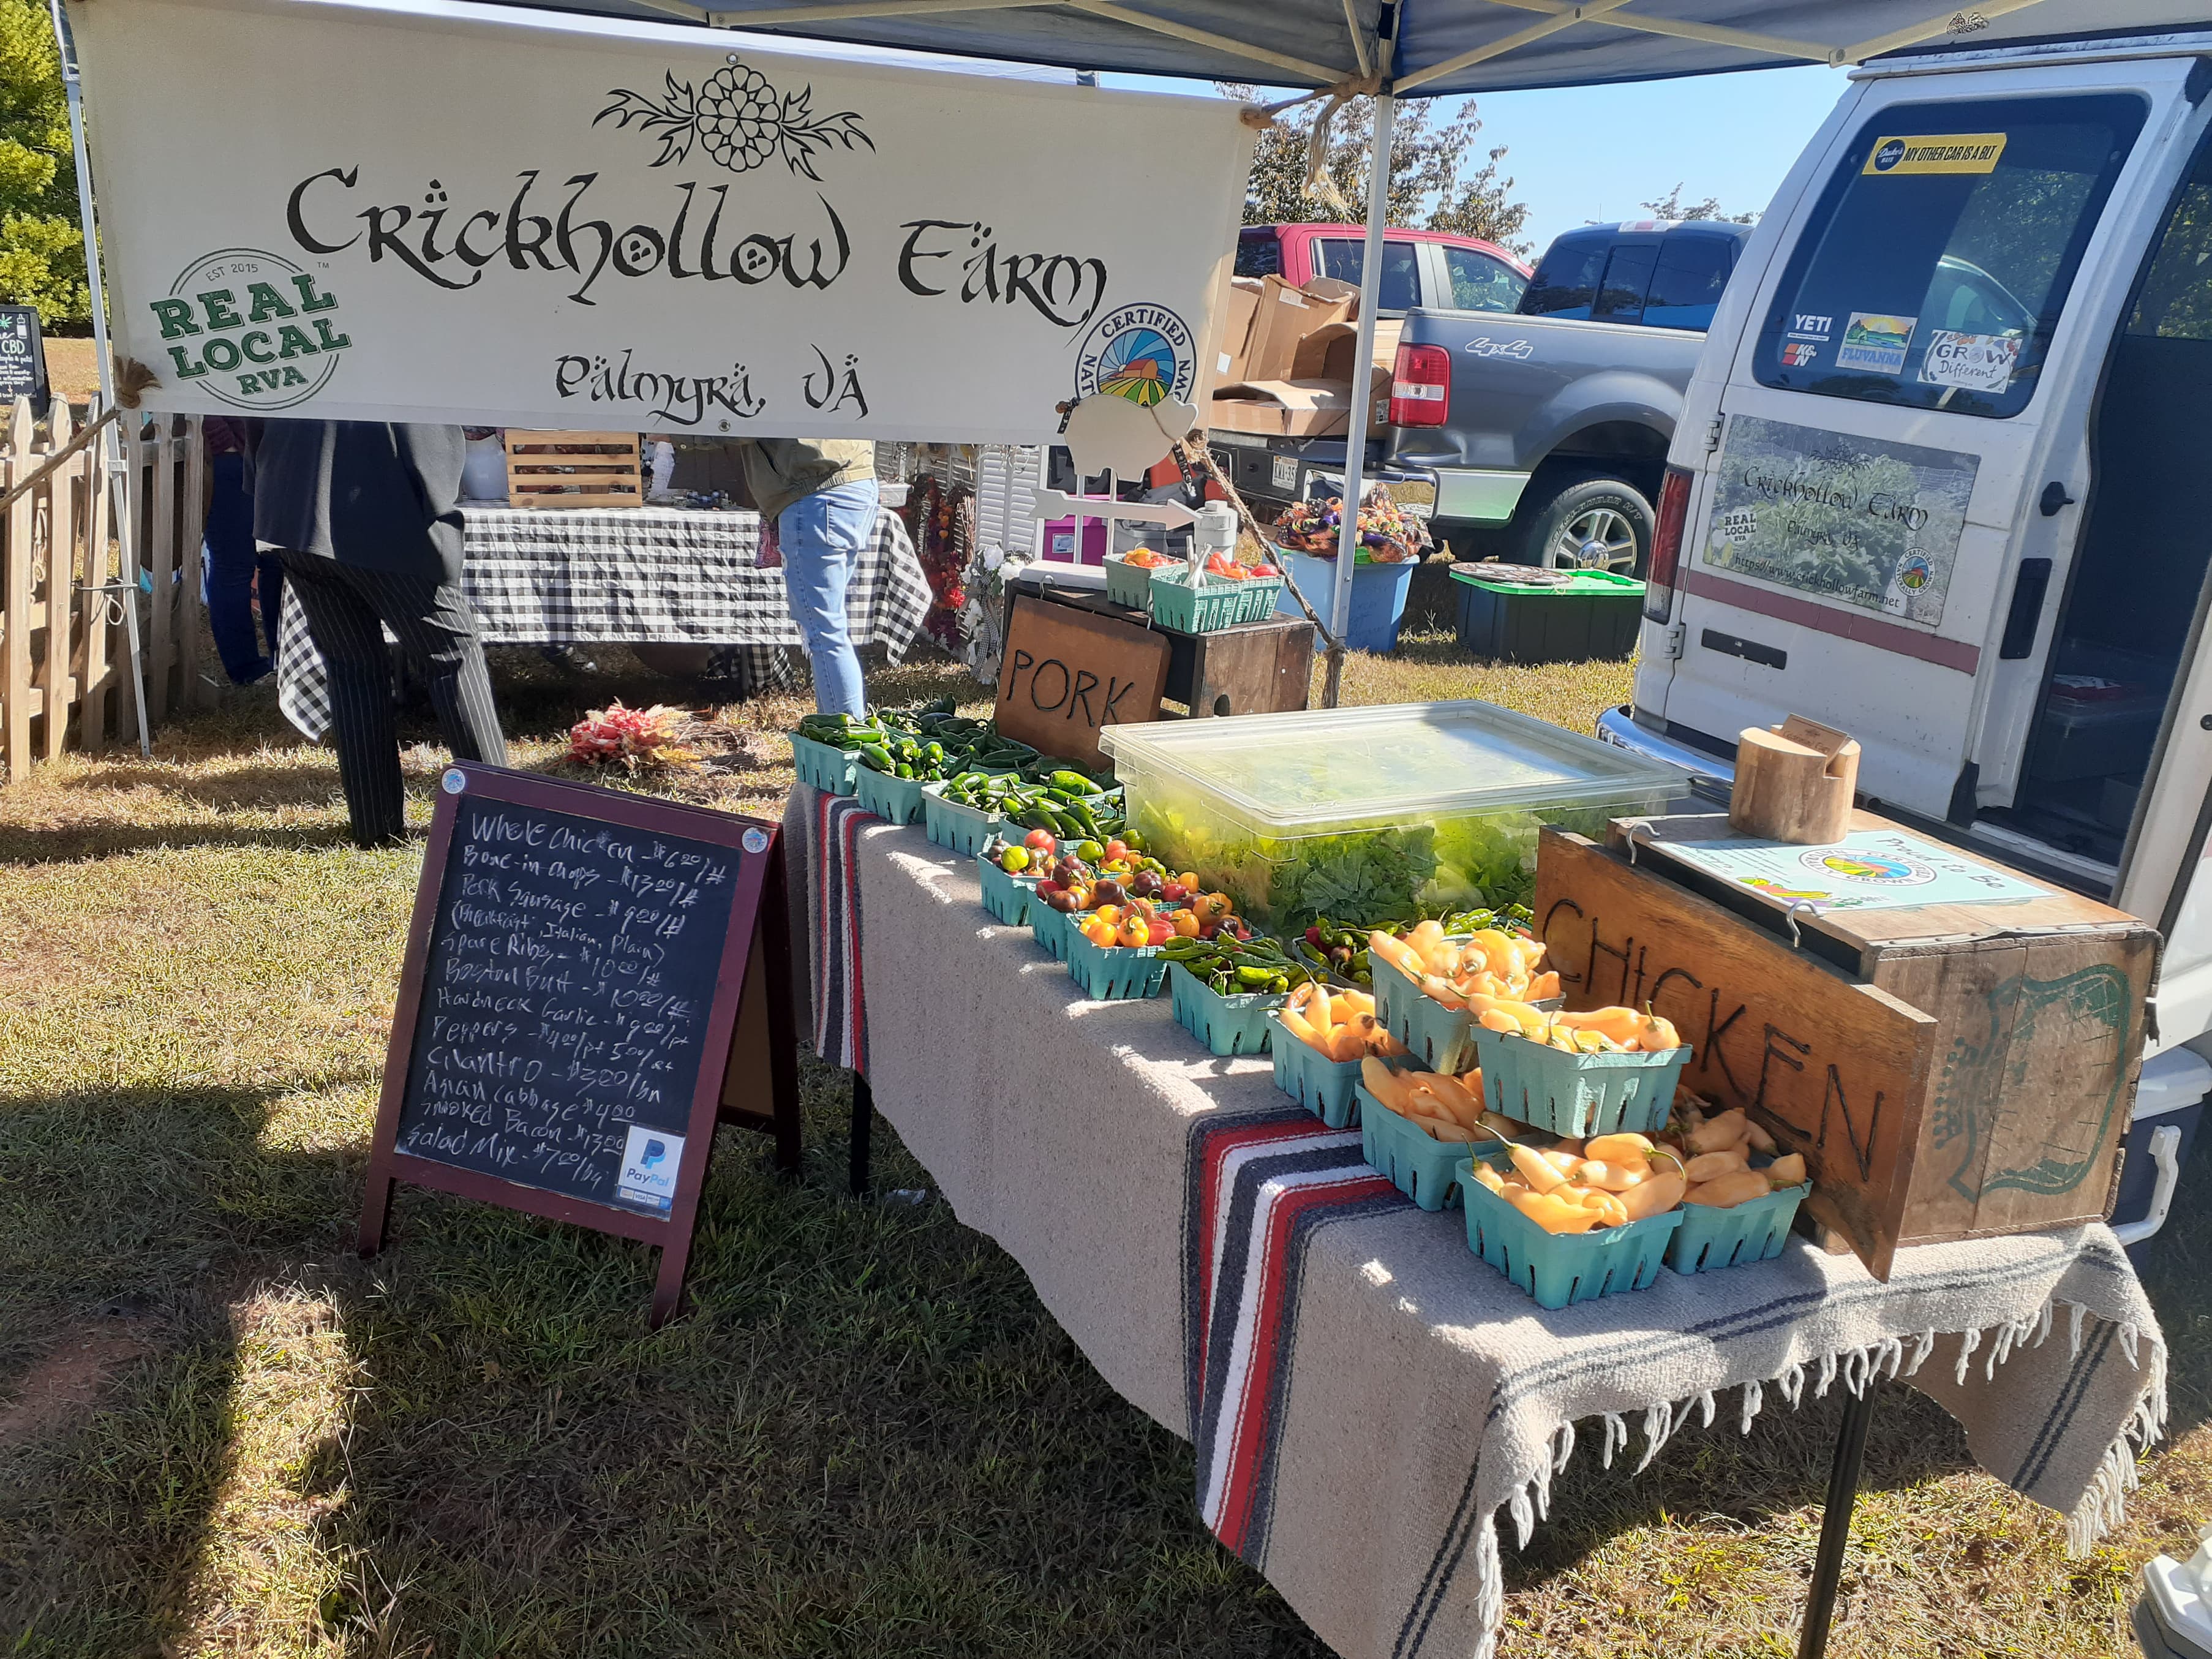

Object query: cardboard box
[1241,276,1356,384]
[1213,277,1263,385]
[1290,322,1399,383]
[1209,370,1396,438]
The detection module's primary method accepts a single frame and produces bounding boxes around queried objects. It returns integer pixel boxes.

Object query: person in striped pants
[249,421,508,846]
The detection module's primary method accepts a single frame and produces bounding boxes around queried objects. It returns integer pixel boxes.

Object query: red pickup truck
[1233,223,1530,316]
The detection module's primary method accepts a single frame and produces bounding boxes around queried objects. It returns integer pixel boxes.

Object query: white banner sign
[71,0,1255,442]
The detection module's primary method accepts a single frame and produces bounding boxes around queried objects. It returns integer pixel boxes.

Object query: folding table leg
[849,1070,874,1199]
[1797,1380,1878,1659]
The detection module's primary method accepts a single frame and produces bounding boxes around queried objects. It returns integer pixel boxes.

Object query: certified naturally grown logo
[1075,303,1194,407]
[148,249,350,411]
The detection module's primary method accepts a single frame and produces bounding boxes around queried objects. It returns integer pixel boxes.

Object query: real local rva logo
[146,249,350,411]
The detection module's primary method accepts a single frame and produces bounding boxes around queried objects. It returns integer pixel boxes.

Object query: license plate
[1271,456,1298,491]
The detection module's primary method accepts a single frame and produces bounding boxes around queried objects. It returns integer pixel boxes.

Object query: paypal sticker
[615,1124,685,1214]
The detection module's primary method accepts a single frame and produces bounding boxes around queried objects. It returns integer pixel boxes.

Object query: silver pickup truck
[1387,220,1751,574]
[1202,220,1751,570]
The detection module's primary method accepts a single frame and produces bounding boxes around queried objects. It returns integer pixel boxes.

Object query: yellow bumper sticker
[1864,133,2007,175]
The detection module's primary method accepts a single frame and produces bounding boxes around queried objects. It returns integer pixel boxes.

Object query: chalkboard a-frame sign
[358,762,800,1325]
[0,307,48,411]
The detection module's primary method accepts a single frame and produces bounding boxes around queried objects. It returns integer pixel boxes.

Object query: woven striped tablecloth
[276,505,930,740]
[783,783,2168,1659]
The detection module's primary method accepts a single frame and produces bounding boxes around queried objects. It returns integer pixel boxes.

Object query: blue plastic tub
[1274,548,1416,653]
[1167,962,1280,1057]
[1459,1164,1683,1309]
[1470,1025,1688,1139]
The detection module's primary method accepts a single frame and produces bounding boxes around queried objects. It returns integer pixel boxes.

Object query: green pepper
[858,743,896,773]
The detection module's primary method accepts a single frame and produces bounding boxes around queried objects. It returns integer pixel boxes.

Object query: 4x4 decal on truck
[1463,336,1533,360]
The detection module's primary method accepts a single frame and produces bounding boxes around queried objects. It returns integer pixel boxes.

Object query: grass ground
[3,611,2208,1658]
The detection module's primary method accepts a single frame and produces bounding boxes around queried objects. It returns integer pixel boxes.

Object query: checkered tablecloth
[276,505,930,740]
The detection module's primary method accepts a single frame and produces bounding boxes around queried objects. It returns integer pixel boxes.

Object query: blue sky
[1102,62,1856,260]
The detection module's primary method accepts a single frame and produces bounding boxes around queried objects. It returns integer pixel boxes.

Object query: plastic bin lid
[1449,565,1644,596]
[1099,699,1688,834]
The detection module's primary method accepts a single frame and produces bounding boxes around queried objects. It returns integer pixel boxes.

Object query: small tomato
[1024,827,1055,852]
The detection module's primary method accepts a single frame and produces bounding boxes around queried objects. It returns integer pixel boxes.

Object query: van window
[1754,94,2146,418]
[1593,244,1658,322]
[1644,236,1736,330]
[1521,235,1610,317]
[1317,236,1420,309]
[1235,232,1282,279]
[1441,244,1526,312]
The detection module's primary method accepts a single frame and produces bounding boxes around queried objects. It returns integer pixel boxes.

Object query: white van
[1601,30,2212,1055]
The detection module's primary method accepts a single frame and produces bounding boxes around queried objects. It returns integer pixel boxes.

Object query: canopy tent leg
[1321,92,1392,709]
[51,0,150,758]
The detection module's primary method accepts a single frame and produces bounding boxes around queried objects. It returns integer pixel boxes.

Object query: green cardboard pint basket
[1104,552,1182,610]
[1356,1084,1509,1212]
[1149,568,1273,634]
[1066,927,1171,1000]
[924,783,1004,857]
[1167,961,1280,1057]
[1232,572,1287,623]
[1371,947,1480,1074]
[1459,1163,1683,1309]
[1666,1177,1810,1276]
[1273,1030,1407,1128]
[1029,899,1075,962]
[790,732,859,796]
[853,764,927,826]
[1470,1025,1687,1138]
[975,853,1037,928]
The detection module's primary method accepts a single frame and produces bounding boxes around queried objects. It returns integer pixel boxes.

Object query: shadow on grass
[0,1059,1333,1658]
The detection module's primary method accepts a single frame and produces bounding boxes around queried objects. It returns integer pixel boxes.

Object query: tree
[0,0,85,328]
[1225,86,1533,254]
[1641,182,1758,225]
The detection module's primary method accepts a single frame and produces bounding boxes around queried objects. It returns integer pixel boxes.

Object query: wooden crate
[503,430,642,508]
[1533,814,2157,1278]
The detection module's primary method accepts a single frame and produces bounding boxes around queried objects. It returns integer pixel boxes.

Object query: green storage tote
[1450,565,1644,665]
[1469,1025,1687,1139]
[976,853,1037,928]
[1167,962,1279,1057]
[924,784,1004,857]
[790,732,859,796]
[853,765,927,826]
[1066,927,1172,1000]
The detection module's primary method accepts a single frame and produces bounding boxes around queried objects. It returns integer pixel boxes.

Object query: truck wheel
[1517,475,1652,576]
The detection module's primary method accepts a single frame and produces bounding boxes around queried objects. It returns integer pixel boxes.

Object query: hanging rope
[1237,73,1385,214]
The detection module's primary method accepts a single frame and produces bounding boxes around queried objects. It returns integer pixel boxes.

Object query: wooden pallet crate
[503,430,643,509]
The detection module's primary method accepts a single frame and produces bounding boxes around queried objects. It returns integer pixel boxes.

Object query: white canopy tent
[419,0,2212,647]
[57,0,2212,652]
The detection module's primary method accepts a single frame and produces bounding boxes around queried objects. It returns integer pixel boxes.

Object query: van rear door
[1651,65,2182,835]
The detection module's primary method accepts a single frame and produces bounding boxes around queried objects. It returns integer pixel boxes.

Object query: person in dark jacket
[249,420,506,846]
[200,415,284,683]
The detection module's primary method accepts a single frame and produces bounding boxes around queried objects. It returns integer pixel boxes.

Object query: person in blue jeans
[200,416,286,683]
[735,439,876,716]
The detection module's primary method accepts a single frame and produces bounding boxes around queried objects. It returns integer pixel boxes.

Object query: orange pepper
[1116,912,1149,947]
[1173,910,1202,938]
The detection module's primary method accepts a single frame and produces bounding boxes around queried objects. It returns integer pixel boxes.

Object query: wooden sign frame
[993,592,1170,766]
[358,762,800,1325]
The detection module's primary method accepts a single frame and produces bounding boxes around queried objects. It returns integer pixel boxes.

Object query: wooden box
[1533,812,2157,1277]
[504,430,643,509]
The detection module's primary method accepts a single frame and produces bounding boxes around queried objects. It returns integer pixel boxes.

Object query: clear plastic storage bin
[1099,700,1683,930]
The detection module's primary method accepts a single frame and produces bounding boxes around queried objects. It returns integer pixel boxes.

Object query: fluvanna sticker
[1919,329,2022,393]
[1864,133,2007,176]
[1075,303,1194,407]
[1836,312,1916,375]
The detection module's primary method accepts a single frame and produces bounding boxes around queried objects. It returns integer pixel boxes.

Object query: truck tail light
[1644,464,1693,623]
[1390,343,1450,427]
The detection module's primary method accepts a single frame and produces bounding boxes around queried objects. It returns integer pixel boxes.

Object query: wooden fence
[0,400,211,781]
